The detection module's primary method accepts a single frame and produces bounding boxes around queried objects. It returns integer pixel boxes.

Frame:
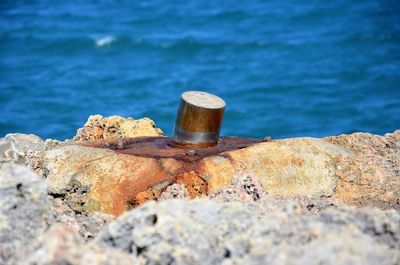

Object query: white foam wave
[95,36,116,47]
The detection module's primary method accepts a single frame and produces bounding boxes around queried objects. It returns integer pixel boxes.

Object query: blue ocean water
[1,0,399,140]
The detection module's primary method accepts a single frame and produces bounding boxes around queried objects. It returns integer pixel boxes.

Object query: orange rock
[43,137,263,216]
[43,131,400,216]
[44,145,178,215]
[175,171,207,199]
[135,189,162,206]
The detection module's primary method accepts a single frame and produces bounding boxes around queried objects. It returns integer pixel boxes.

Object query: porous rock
[73,114,163,142]
[0,163,53,264]
[159,184,190,201]
[95,199,400,265]
[0,133,45,174]
[0,133,63,177]
[0,133,43,164]
[43,144,185,215]
[201,131,400,211]
[200,137,349,197]
[43,130,400,216]
[209,173,266,203]
[209,173,341,216]
[24,224,136,265]
[323,130,400,210]
[49,196,114,240]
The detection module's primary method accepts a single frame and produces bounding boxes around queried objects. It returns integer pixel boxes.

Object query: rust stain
[135,188,162,206]
[175,171,208,198]
[81,136,271,215]
[83,136,268,163]
[112,159,175,215]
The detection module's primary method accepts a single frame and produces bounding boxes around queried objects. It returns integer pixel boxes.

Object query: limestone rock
[201,132,400,211]
[159,184,190,201]
[209,174,266,203]
[209,173,341,216]
[43,144,183,215]
[0,133,44,164]
[43,138,64,151]
[49,196,114,240]
[200,137,349,197]
[73,114,163,142]
[0,163,52,264]
[94,199,254,264]
[0,133,63,177]
[43,130,400,216]
[95,199,400,265]
[24,224,136,265]
[323,130,400,210]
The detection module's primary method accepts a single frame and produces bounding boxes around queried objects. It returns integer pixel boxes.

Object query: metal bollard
[172,91,226,148]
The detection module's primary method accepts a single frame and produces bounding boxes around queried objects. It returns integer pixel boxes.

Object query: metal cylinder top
[181,91,226,109]
[172,91,226,148]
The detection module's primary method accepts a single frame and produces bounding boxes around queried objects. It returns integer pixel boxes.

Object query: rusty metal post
[172,91,226,148]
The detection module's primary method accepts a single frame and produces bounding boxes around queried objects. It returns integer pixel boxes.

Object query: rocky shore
[1,115,399,265]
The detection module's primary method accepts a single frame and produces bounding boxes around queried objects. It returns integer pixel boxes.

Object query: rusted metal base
[84,136,269,163]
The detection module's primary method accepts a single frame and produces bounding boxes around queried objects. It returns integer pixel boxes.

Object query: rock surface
[200,137,346,197]
[73,114,163,142]
[95,199,400,265]
[0,133,44,165]
[25,224,136,265]
[0,163,52,264]
[43,144,184,215]
[323,130,400,210]
[1,116,399,264]
[159,184,190,201]
[49,196,114,240]
[0,133,64,177]
[0,161,114,264]
[42,130,400,215]
[203,131,400,212]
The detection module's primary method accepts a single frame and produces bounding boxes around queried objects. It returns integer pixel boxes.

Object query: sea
[1,0,399,140]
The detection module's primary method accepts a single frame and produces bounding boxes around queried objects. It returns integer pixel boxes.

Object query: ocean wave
[95,36,117,47]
